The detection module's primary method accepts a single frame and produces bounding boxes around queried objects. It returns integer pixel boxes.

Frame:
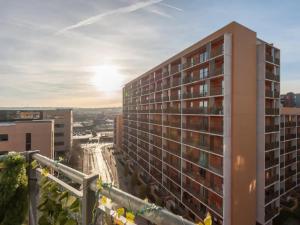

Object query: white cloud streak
[56,0,165,35]
[159,2,183,11]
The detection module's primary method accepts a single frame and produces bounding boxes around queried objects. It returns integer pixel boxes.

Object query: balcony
[265,175,279,186]
[210,87,224,96]
[183,137,209,151]
[265,156,279,169]
[0,151,197,225]
[266,71,280,82]
[164,120,181,128]
[265,90,280,98]
[265,142,279,151]
[266,55,280,65]
[285,134,296,140]
[163,107,181,114]
[265,108,279,115]
[182,123,209,132]
[211,45,224,58]
[285,121,297,127]
[265,207,279,222]
[265,191,279,204]
[265,125,279,132]
[182,107,208,115]
[182,91,208,99]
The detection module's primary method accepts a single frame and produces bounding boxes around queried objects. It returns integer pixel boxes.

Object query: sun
[90,64,123,93]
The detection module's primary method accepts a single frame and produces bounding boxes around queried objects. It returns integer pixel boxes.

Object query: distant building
[0,120,54,158]
[113,115,123,152]
[281,92,296,107]
[0,109,73,158]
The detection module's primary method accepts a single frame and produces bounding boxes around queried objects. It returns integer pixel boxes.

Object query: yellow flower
[204,212,212,225]
[117,208,125,217]
[126,212,135,223]
[100,196,107,205]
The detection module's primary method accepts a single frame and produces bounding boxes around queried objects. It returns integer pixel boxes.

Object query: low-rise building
[0,108,73,158]
[0,120,54,158]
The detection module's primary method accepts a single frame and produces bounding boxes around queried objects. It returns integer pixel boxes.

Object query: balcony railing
[266,71,280,82]
[1,151,196,225]
[265,90,280,98]
[265,108,279,115]
[265,191,279,204]
[265,125,279,133]
[265,142,279,151]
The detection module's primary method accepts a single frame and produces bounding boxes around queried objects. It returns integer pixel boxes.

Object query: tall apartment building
[122,22,299,225]
[114,114,123,152]
[280,108,300,198]
[0,109,72,158]
[256,40,281,224]
[0,120,54,158]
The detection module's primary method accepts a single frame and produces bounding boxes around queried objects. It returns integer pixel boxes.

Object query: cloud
[56,0,165,35]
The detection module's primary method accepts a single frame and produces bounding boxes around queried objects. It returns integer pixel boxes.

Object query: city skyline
[1,0,300,107]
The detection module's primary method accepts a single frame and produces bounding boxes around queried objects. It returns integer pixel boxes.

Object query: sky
[0,0,300,108]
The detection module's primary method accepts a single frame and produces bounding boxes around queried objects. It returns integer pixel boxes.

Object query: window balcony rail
[265,90,280,98]
[265,157,279,169]
[286,145,297,153]
[164,120,181,128]
[266,55,280,65]
[171,79,181,87]
[285,169,296,178]
[210,87,224,96]
[162,71,169,77]
[266,71,280,81]
[285,134,296,140]
[182,91,208,99]
[170,94,181,101]
[285,158,296,166]
[163,108,181,114]
[182,107,208,114]
[265,125,279,132]
[163,83,171,89]
[183,138,209,150]
[170,66,181,75]
[265,108,279,115]
[265,175,279,186]
[182,123,209,132]
[209,107,224,115]
[210,45,224,58]
[155,97,162,102]
[285,181,297,191]
[265,142,279,151]
[208,67,224,78]
[163,145,181,156]
[285,121,297,127]
[163,132,181,141]
[210,126,224,135]
[156,85,163,91]
[265,191,279,204]
[265,207,279,222]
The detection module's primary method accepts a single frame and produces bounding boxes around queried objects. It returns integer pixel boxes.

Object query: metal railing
[2,151,196,225]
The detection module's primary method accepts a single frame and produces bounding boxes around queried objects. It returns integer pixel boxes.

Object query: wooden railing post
[82,174,99,225]
[26,150,40,225]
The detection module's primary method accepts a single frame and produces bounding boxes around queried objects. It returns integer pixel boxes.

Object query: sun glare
[90,64,123,93]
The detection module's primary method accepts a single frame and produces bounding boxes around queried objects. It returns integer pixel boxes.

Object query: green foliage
[38,177,80,225]
[0,153,28,225]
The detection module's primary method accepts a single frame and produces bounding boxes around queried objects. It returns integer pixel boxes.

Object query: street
[83,142,113,184]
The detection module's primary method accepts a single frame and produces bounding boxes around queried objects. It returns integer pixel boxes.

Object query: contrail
[56,0,164,35]
[159,2,183,11]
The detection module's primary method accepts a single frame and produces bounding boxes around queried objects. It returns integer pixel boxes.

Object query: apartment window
[55,124,64,128]
[55,141,64,146]
[199,84,208,96]
[200,51,208,63]
[0,134,8,141]
[200,68,208,79]
[54,132,64,137]
[26,133,31,151]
